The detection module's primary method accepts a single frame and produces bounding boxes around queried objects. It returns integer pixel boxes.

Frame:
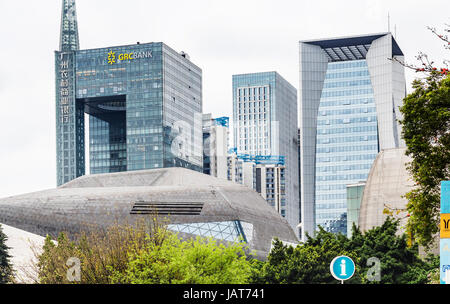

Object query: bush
[111,233,254,284]
[251,217,438,284]
[37,217,255,284]
[37,217,167,284]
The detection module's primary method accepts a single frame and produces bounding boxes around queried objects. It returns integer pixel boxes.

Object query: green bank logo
[107,50,152,65]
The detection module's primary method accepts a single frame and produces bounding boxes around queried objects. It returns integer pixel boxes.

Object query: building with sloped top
[0,168,298,259]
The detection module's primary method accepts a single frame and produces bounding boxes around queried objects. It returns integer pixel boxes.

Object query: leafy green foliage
[37,218,254,284]
[111,233,254,284]
[251,227,360,284]
[400,75,450,246]
[37,218,164,284]
[347,218,437,284]
[0,224,13,283]
[251,218,438,284]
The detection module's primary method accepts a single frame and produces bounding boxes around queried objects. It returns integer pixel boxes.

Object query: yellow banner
[441,214,450,238]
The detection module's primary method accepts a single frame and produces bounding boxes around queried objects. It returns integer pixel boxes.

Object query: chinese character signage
[58,53,71,123]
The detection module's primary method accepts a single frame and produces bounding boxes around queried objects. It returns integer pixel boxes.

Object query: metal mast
[59,0,80,51]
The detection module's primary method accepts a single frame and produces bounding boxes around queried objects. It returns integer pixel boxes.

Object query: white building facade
[203,115,229,180]
[298,33,406,240]
[232,71,299,237]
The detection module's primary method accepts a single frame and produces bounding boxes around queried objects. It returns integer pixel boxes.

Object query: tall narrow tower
[298,33,406,240]
[55,0,204,187]
[56,0,84,186]
[59,0,80,51]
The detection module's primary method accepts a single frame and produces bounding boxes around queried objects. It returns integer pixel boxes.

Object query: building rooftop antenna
[388,12,390,33]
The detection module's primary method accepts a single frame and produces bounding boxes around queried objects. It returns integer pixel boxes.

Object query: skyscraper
[55,0,203,185]
[232,72,299,236]
[202,114,229,179]
[298,33,406,239]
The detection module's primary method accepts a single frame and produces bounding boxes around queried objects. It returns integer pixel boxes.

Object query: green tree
[112,233,254,284]
[251,227,361,284]
[347,218,437,284]
[395,25,449,247]
[37,218,165,284]
[251,218,437,284]
[0,224,13,283]
[400,75,450,246]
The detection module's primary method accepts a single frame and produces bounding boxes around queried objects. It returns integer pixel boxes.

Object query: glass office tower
[56,0,202,185]
[315,60,378,234]
[299,33,406,239]
[232,72,300,237]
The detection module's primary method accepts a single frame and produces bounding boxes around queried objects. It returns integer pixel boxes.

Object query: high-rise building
[298,128,301,237]
[56,0,203,185]
[227,153,287,216]
[227,151,255,189]
[232,72,299,236]
[203,114,229,179]
[298,33,406,239]
[346,182,365,237]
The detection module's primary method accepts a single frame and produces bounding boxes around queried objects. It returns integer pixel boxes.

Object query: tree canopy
[397,24,449,247]
[251,218,438,284]
[400,75,450,246]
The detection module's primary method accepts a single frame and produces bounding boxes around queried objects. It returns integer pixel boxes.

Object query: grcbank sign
[107,50,152,65]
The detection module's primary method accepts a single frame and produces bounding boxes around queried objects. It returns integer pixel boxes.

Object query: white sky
[0,0,448,198]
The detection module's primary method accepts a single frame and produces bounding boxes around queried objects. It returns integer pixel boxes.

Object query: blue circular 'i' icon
[330,256,355,283]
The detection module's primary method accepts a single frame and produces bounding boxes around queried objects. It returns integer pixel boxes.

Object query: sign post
[440,181,450,284]
[330,255,355,284]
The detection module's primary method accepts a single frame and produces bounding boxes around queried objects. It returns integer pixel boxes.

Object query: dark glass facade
[56,42,202,185]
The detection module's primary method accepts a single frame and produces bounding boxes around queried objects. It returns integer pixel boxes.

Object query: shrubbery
[37,218,254,284]
[36,217,438,284]
[252,218,438,284]
[110,233,253,284]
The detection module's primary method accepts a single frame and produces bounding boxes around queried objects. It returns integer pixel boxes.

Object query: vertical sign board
[441,181,450,284]
[55,51,85,186]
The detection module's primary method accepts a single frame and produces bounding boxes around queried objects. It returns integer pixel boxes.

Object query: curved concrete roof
[0,168,298,258]
[359,148,414,232]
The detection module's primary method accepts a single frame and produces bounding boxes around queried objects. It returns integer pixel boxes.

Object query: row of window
[316,200,347,207]
[325,70,370,79]
[237,86,268,97]
[319,97,374,107]
[316,184,348,191]
[238,101,268,108]
[316,163,372,173]
[317,144,378,154]
[316,153,377,163]
[316,210,347,218]
[327,60,367,70]
[321,88,373,98]
[317,135,377,144]
[319,107,376,116]
[238,114,268,120]
[317,125,377,135]
[323,79,371,89]
[317,116,377,125]
[316,173,368,181]
[238,96,268,102]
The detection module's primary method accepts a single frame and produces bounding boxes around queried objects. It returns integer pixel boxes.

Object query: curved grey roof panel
[0,168,298,258]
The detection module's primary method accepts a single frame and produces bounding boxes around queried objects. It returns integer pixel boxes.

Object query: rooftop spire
[59,0,80,52]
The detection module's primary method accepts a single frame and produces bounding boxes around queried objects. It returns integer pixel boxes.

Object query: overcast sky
[0,0,448,198]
